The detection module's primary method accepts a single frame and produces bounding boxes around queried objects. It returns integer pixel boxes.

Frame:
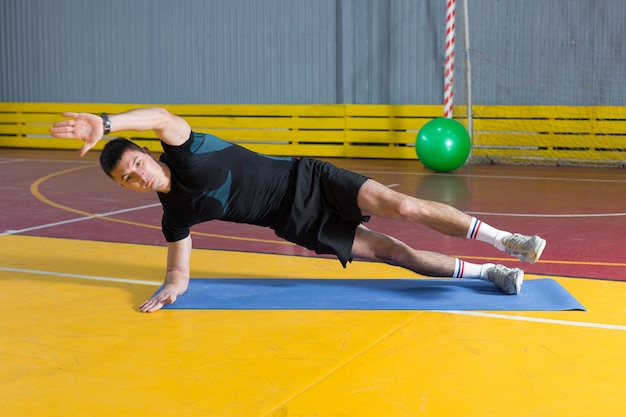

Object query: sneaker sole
[525,237,546,264]
[512,269,524,294]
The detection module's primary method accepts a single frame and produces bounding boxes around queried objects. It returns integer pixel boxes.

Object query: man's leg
[351,225,523,294]
[356,179,545,263]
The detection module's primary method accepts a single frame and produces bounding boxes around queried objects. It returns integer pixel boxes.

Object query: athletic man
[50,107,546,312]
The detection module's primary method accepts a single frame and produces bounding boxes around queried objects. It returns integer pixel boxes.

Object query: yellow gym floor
[1,149,625,416]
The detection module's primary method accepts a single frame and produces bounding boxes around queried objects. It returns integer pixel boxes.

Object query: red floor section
[2,149,626,281]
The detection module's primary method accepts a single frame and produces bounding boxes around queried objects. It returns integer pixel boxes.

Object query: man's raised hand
[50,112,105,156]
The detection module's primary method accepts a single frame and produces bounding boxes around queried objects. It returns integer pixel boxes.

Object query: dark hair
[99,138,144,178]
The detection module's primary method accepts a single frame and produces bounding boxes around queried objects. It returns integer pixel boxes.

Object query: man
[50,107,546,312]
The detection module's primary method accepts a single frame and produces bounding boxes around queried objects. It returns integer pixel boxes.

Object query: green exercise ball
[415,118,471,172]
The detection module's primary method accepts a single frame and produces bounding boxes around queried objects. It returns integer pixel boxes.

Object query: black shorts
[271,157,369,267]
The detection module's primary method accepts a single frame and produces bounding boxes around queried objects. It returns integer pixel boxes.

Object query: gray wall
[1,0,624,105]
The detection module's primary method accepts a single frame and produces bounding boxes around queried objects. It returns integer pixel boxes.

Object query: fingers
[50,114,100,155]
[51,119,74,128]
[50,124,76,138]
[50,119,79,139]
[139,294,177,313]
[139,297,164,313]
[139,300,164,313]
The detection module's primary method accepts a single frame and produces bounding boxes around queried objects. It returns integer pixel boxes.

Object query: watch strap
[101,113,111,135]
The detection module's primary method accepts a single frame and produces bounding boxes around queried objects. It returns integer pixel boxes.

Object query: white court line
[1,203,161,236]
[0,158,94,165]
[1,266,624,331]
[466,211,626,218]
[0,266,161,286]
[436,310,626,331]
[363,170,626,184]
[382,184,626,217]
[0,158,27,165]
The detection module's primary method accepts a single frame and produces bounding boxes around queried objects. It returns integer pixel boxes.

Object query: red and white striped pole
[444,0,456,118]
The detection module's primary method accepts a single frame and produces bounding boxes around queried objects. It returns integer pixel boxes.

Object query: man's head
[100,138,169,193]
[100,138,144,178]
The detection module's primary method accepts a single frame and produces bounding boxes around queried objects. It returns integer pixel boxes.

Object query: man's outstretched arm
[140,235,192,313]
[50,107,192,156]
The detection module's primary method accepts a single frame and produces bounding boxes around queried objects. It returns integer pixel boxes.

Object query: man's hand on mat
[140,285,182,313]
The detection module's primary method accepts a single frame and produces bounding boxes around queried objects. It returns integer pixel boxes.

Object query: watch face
[102,113,111,133]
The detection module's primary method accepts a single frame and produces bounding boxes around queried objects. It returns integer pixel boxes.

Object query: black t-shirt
[157,132,294,242]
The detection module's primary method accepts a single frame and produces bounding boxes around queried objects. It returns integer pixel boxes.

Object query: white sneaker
[486,265,524,295]
[502,234,546,264]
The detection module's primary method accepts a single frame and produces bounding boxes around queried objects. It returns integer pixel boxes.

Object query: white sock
[452,259,494,280]
[466,217,511,251]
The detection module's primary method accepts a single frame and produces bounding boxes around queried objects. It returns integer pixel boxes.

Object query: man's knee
[395,196,425,219]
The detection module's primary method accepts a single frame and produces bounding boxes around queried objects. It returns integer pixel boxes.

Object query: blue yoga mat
[160,278,585,311]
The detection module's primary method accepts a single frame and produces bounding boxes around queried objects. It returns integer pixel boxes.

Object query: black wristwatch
[101,113,111,135]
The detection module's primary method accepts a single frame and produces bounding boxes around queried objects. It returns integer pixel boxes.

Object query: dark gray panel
[1,0,624,105]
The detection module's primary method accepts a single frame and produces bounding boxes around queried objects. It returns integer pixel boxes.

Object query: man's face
[109,148,167,192]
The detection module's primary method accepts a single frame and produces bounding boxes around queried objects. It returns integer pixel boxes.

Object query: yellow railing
[469,105,626,164]
[1,102,625,163]
[0,102,443,159]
